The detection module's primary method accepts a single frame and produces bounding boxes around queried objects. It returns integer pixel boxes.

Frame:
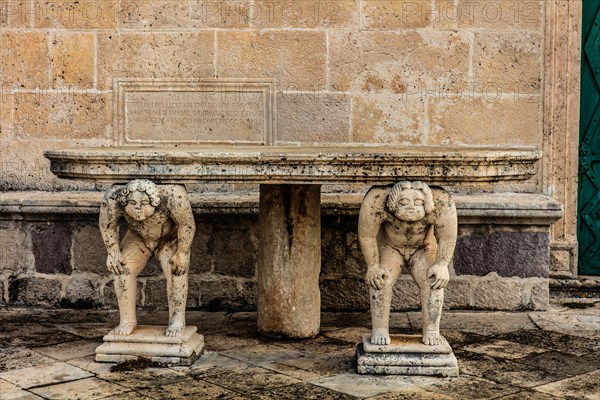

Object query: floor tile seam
[20,375,94,392]
[191,376,249,398]
[526,367,600,389]
[200,373,302,397]
[506,349,600,376]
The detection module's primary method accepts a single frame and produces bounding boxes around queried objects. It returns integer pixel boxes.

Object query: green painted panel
[579,0,600,275]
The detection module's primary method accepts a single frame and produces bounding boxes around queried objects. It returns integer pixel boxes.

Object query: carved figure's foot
[422,330,442,346]
[370,328,391,345]
[113,321,137,336]
[165,320,184,337]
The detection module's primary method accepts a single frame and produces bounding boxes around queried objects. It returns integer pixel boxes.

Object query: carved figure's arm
[168,185,196,254]
[428,190,458,289]
[358,187,387,269]
[433,192,458,267]
[99,186,124,274]
[359,187,390,290]
[166,185,196,275]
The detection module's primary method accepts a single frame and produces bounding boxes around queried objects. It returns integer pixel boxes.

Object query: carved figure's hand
[170,250,190,276]
[366,264,388,290]
[107,249,124,275]
[427,263,450,290]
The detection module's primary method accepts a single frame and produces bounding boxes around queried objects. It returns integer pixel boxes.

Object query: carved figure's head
[118,180,161,221]
[386,181,434,222]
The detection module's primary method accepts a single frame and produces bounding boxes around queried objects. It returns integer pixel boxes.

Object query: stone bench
[43,145,557,338]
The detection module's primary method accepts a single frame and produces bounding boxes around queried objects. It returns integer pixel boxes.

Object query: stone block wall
[0,212,549,311]
[1,0,544,193]
[0,0,583,283]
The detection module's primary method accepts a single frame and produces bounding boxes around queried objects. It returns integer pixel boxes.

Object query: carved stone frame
[542,0,582,278]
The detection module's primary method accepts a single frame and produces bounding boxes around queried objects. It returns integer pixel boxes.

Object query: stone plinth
[95,325,204,366]
[356,335,459,377]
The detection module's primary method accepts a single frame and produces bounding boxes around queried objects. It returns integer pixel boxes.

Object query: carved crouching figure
[100,180,196,338]
[359,181,457,346]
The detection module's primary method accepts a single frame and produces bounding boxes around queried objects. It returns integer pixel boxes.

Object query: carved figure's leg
[113,231,151,335]
[409,243,444,346]
[156,239,187,337]
[370,245,404,345]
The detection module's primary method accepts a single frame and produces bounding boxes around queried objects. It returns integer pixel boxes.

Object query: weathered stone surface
[428,97,540,146]
[361,0,433,29]
[144,279,167,310]
[356,342,459,376]
[0,92,12,138]
[391,278,421,310]
[8,277,62,306]
[64,277,100,305]
[252,0,359,28]
[320,278,369,310]
[119,0,190,29]
[14,92,112,139]
[117,79,274,145]
[529,282,549,310]
[0,228,28,274]
[453,231,549,278]
[97,32,214,90]
[103,280,143,307]
[189,221,212,275]
[218,31,327,91]
[0,361,92,389]
[1,31,50,89]
[190,0,251,28]
[72,225,107,275]
[144,278,200,309]
[321,218,360,278]
[45,146,542,185]
[213,216,258,278]
[200,279,256,311]
[473,31,543,90]
[30,378,130,400]
[0,140,99,192]
[96,326,204,366]
[51,32,94,88]
[34,0,117,29]
[352,95,425,144]
[457,0,543,30]
[0,1,32,28]
[473,278,523,310]
[330,30,469,93]
[257,184,321,338]
[31,223,72,274]
[443,279,472,308]
[362,334,453,354]
[277,93,351,144]
[138,257,162,277]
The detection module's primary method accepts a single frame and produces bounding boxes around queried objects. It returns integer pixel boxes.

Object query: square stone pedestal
[95,325,204,366]
[356,334,459,377]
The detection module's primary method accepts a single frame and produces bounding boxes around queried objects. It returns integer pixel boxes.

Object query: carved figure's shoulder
[102,185,124,202]
[364,185,391,204]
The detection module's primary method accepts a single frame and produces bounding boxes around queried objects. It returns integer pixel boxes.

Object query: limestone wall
[0,0,583,306]
[1,0,545,192]
[0,213,549,311]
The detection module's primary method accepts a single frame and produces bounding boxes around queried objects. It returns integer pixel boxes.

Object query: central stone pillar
[257,184,321,339]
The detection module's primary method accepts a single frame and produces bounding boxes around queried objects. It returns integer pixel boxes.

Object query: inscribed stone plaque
[115,79,275,145]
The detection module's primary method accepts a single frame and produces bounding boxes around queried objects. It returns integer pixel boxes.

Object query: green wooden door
[579,0,600,275]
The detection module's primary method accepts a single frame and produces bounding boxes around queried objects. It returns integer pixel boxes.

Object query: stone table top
[44,145,542,185]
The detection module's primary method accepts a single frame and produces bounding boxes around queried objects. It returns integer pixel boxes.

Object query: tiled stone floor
[0,301,598,399]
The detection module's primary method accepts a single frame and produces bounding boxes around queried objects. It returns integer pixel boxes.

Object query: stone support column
[257,184,321,339]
